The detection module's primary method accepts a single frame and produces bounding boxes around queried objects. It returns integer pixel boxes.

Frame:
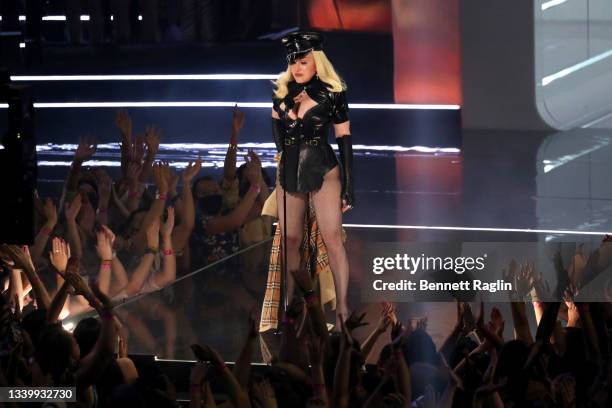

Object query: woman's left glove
[337,135,354,209]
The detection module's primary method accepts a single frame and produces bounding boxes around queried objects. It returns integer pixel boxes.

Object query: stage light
[12,74,278,81]
[342,223,612,236]
[0,101,459,110]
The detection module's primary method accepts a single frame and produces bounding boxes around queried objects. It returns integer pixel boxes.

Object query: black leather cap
[281,31,324,63]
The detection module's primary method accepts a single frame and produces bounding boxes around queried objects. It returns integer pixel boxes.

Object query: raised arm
[47,237,71,322]
[4,245,51,310]
[333,317,352,408]
[65,264,118,391]
[95,226,114,296]
[155,207,176,288]
[139,125,161,183]
[130,162,168,253]
[224,105,244,182]
[233,307,258,388]
[172,160,201,252]
[124,220,158,296]
[191,344,250,408]
[64,194,83,258]
[94,169,112,225]
[204,158,260,235]
[361,302,393,361]
[30,198,57,265]
[116,110,133,175]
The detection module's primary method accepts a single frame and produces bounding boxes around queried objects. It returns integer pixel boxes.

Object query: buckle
[304,138,320,146]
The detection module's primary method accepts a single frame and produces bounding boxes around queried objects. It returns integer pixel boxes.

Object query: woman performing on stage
[260,31,355,330]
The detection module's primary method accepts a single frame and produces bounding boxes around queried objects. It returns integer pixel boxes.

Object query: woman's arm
[172,160,201,252]
[30,198,57,265]
[4,245,51,310]
[64,194,83,258]
[233,308,258,388]
[155,208,176,288]
[139,125,161,183]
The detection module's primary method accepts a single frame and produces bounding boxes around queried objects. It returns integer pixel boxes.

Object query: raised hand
[65,193,82,221]
[3,245,34,273]
[244,153,263,186]
[344,310,369,332]
[165,166,179,194]
[146,218,161,249]
[190,361,210,388]
[144,125,161,157]
[391,320,404,342]
[515,260,535,299]
[160,207,175,239]
[129,133,146,164]
[181,158,202,184]
[49,237,71,273]
[191,344,224,368]
[42,198,58,226]
[231,104,245,140]
[64,257,95,301]
[152,162,169,195]
[115,110,132,140]
[100,225,116,246]
[94,169,112,200]
[126,161,143,188]
[376,302,393,334]
[489,306,505,337]
[75,135,97,163]
[96,227,113,260]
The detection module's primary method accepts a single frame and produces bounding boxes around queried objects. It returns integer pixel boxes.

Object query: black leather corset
[272,78,349,194]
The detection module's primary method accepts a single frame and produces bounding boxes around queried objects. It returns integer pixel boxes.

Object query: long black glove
[272,118,284,152]
[337,134,354,208]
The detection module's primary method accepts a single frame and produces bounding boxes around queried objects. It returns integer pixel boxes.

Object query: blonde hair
[273,50,345,99]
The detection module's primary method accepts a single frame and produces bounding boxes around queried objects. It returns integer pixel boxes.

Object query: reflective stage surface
[55,126,612,362]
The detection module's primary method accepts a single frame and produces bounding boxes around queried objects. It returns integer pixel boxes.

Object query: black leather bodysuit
[272,77,349,193]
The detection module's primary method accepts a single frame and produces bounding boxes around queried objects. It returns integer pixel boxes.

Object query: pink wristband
[157,193,167,201]
[163,249,174,256]
[249,185,261,194]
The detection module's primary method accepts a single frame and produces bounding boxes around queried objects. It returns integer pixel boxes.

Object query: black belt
[284,136,323,146]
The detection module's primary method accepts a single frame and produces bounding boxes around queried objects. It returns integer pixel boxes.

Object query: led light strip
[0,15,137,22]
[0,101,460,110]
[541,0,568,11]
[11,74,279,81]
[342,223,612,236]
[542,48,612,86]
[34,142,460,154]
